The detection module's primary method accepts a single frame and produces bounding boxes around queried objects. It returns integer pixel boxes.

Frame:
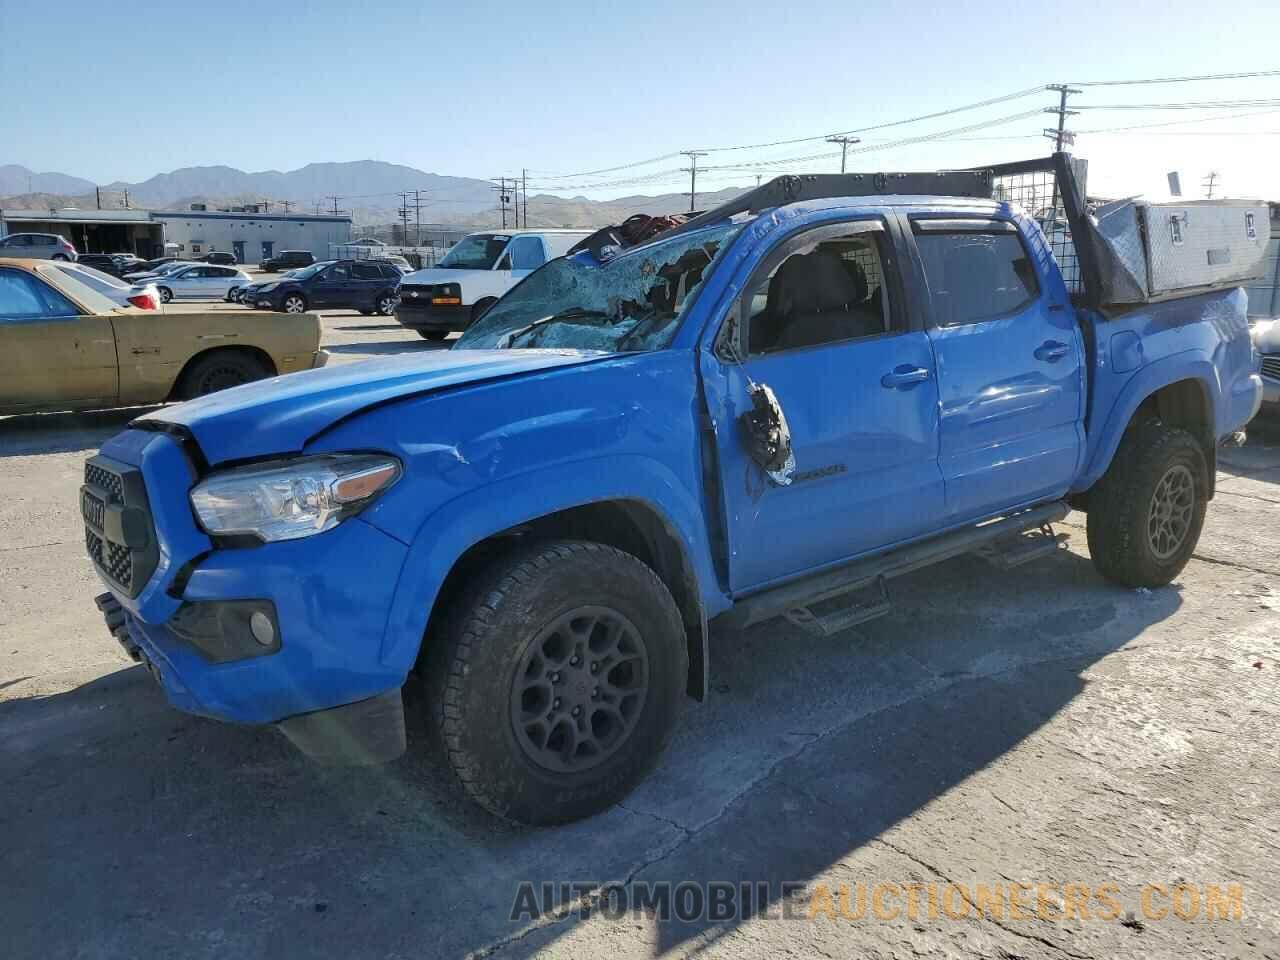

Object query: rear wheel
[426,541,686,825]
[157,286,173,304]
[179,350,271,398]
[418,330,448,341]
[1086,423,1208,587]
[376,291,398,316]
[281,293,307,314]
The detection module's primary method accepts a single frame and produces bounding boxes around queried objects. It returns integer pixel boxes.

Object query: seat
[768,251,884,351]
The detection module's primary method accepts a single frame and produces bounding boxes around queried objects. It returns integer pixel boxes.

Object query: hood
[1253,318,1280,354]
[401,266,486,285]
[138,348,606,465]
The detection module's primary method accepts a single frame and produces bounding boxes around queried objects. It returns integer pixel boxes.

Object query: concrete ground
[1,318,1277,959]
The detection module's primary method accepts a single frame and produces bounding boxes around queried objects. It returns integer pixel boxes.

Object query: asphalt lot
[1,316,1278,959]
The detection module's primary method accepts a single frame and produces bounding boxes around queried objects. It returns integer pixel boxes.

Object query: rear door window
[913,227,1040,326]
[352,263,382,280]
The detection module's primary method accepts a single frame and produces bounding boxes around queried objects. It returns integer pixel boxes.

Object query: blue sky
[3,0,1280,200]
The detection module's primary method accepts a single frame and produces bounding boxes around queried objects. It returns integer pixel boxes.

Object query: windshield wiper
[496,308,615,348]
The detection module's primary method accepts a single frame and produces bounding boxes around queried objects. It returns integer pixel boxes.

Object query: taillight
[128,292,158,310]
[60,239,75,252]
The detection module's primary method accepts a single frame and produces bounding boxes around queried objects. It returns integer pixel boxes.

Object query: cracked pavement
[1,321,1277,959]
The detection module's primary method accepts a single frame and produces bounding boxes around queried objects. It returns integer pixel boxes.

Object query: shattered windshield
[454,223,742,353]
[438,234,511,270]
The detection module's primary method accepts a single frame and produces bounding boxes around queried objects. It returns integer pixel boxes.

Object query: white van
[395,229,591,340]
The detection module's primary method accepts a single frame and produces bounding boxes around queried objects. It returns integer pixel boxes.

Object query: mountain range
[0,161,748,229]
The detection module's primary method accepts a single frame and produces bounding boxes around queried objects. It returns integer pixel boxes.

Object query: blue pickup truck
[84,156,1264,825]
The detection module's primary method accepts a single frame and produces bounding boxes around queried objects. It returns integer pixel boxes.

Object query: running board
[977,524,1070,569]
[720,502,1070,634]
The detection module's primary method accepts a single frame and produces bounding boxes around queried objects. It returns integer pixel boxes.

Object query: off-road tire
[418,330,448,341]
[1086,423,1208,587]
[426,540,687,825]
[179,350,270,398]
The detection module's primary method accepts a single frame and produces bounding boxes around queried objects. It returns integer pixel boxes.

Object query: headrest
[771,250,864,315]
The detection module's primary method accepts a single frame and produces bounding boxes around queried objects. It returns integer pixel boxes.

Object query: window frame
[907,216,1042,328]
[716,217,907,362]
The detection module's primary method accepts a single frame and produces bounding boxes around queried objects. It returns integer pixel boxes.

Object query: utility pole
[1202,171,1220,199]
[326,195,341,216]
[825,136,861,174]
[1044,84,1081,152]
[680,151,708,213]
[413,189,423,246]
[95,186,101,210]
[122,189,130,209]
[521,169,528,229]
[492,177,513,228]
[281,200,293,213]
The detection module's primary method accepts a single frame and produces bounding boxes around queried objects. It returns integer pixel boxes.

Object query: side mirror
[738,382,795,485]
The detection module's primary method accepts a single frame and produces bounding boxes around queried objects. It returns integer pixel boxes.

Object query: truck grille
[1262,356,1280,380]
[398,284,435,301]
[82,456,158,598]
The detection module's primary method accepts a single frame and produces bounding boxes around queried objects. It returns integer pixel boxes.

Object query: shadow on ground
[0,546,1181,959]
[0,406,164,457]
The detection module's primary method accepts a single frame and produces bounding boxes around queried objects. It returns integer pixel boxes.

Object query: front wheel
[418,330,448,341]
[157,286,173,304]
[281,293,307,314]
[427,541,687,825]
[1086,423,1208,587]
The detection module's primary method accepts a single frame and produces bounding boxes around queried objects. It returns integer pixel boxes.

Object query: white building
[153,210,352,264]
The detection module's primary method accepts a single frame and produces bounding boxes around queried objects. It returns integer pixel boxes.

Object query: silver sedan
[152,265,252,303]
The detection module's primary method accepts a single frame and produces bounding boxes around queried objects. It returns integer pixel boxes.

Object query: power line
[1076,98,1280,110]
[1069,68,1280,87]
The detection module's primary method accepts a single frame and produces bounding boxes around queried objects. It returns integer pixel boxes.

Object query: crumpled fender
[1074,349,1219,492]
[375,454,728,673]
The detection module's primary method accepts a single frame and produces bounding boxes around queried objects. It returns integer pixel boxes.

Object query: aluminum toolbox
[1088,198,1270,304]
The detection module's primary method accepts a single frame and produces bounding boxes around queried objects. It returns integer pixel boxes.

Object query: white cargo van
[395,229,591,340]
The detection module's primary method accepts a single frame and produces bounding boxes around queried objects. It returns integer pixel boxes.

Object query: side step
[977,524,1069,569]
[720,501,1070,635]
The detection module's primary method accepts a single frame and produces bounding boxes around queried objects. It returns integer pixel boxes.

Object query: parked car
[396,229,591,340]
[82,162,1264,826]
[75,254,128,277]
[201,251,238,265]
[0,232,77,261]
[0,258,325,415]
[376,255,412,274]
[124,260,200,283]
[260,250,316,272]
[47,260,163,311]
[248,259,402,315]
[1253,319,1280,411]
[132,256,178,274]
[152,264,252,303]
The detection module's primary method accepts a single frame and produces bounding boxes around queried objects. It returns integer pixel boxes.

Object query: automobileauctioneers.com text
[511,880,1245,925]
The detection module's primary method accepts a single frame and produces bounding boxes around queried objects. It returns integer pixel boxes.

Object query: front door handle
[881,365,930,389]
[1035,340,1071,362]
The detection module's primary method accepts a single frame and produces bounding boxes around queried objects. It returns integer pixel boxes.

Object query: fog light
[250,610,275,646]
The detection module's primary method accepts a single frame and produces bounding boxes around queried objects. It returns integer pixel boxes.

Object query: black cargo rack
[660,152,1101,307]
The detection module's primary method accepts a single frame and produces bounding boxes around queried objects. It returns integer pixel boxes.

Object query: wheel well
[422,499,708,699]
[169,346,277,400]
[1127,378,1215,497]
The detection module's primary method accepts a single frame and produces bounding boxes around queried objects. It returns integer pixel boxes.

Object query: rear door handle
[881,365,930,389]
[1035,340,1071,362]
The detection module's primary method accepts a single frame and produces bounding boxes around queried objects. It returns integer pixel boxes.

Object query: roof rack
[663,169,995,242]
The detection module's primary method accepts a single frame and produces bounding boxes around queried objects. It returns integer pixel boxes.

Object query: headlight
[189,454,401,542]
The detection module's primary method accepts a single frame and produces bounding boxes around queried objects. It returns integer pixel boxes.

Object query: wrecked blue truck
[85,155,1265,825]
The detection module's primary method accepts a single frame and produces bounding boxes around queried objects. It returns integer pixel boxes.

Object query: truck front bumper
[86,431,411,733]
[395,301,469,332]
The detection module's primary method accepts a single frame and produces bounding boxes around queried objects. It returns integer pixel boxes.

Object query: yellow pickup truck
[0,258,325,416]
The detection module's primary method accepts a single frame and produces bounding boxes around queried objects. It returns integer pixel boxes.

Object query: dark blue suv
[248,259,401,315]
